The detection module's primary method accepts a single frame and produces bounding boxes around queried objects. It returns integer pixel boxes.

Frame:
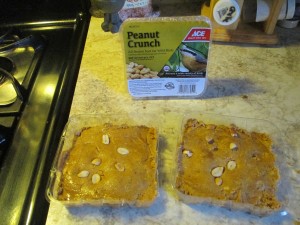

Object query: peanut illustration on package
[126,62,159,79]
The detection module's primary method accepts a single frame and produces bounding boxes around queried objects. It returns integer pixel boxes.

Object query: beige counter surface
[46,17,300,224]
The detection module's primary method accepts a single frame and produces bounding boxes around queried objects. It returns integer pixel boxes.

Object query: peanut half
[91,158,101,166]
[227,160,237,170]
[92,174,101,184]
[77,170,89,178]
[117,147,129,155]
[211,166,224,177]
[102,134,110,144]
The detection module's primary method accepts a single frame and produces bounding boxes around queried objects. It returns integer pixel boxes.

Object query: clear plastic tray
[46,114,159,207]
[174,113,293,216]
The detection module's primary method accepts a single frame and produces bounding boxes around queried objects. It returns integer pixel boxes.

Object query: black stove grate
[0,29,45,114]
[0,28,45,163]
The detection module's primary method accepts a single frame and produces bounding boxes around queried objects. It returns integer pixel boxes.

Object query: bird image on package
[179,45,207,72]
[120,16,212,98]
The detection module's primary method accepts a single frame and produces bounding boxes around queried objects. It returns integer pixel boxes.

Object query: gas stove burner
[0,33,45,108]
[0,68,22,106]
[0,28,20,45]
[0,56,14,72]
[0,56,17,105]
[0,56,15,84]
[0,56,15,79]
[0,35,44,52]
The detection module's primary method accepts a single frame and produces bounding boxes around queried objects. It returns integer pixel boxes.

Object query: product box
[120,16,212,98]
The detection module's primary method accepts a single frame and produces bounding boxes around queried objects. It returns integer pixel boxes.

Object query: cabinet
[201,0,285,44]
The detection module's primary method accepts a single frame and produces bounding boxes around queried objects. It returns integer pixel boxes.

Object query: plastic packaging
[118,0,158,21]
[174,113,293,216]
[120,16,212,99]
[46,114,159,207]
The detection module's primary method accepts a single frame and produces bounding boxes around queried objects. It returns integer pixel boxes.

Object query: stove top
[0,29,45,109]
[0,28,45,161]
[0,1,90,224]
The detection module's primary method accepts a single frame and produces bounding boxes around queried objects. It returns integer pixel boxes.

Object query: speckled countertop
[46,17,300,225]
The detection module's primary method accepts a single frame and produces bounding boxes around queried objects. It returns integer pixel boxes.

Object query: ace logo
[192,30,206,37]
[183,28,211,42]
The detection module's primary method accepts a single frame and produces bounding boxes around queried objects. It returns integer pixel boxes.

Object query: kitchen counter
[46,17,300,224]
